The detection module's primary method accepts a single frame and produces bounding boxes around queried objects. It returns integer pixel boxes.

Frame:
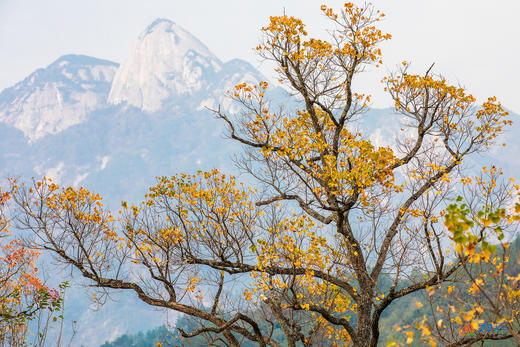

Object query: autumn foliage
[0,187,64,346]
[7,2,519,347]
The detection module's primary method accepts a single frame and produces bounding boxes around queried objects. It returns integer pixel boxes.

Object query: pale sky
[1,0,519,113]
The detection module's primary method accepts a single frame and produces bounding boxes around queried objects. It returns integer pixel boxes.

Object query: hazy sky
[1,0,519,113]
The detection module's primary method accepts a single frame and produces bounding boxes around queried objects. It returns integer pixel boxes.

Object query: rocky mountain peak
[107,18,222,112]
[0,54,118,141]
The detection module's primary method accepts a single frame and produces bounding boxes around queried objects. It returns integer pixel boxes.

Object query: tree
[8,2,517,346]
[415,167,520,346]
[0,186,65,346]
[384,167,520,346]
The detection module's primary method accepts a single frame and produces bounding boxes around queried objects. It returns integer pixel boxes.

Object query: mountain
[0,55,118,141]
[108,18,263,114]
[0,18,273,206]
[108,18,220,112]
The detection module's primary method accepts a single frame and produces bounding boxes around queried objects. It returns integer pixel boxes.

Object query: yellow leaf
[406,331,414,344]
[416,301,423,308]
[471,319,483,330]
[463,310,475,321]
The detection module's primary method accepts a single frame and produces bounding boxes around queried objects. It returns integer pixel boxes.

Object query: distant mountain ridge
[0,54,118,141]
[0,17,272,202]
[0,19,266,142]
